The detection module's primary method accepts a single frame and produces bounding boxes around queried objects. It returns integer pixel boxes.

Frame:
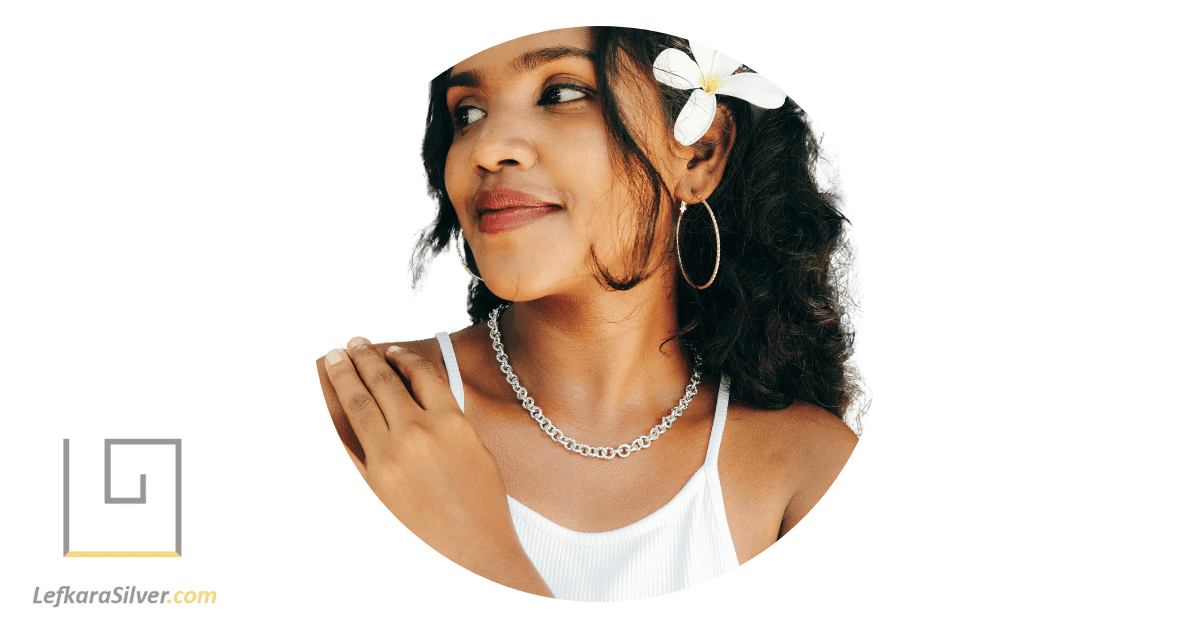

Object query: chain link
[487,304,701,460]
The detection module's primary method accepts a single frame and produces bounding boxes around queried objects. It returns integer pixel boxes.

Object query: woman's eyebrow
[445,46,594,93]
[446,70,481,90]
[510,46,595,73]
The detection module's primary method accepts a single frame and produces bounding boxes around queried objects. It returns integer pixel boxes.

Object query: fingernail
[347,337,368,349]
[326,348,344,365]
[386,345,401,355]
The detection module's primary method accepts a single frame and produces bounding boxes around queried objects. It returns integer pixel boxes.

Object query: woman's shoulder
[724,397,858,536]
[727,398,858,468]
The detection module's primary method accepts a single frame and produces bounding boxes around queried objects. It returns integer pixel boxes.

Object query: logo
[62,439,182,557]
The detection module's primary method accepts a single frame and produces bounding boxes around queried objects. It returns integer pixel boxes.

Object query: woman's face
[444,28,683,302]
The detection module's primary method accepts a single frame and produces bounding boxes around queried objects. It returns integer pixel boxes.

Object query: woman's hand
[317,337,552,597]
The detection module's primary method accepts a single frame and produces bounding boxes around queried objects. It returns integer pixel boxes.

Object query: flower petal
[710,49,744,80]
[653,48,703,90]
[688,40,718,76]
[688,41,743,79]
[674,90,718,146]
[714,72,787,109]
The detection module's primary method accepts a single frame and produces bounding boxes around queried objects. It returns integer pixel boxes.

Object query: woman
[317,26,862,601]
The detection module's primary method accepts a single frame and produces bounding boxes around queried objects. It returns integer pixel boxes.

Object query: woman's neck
[493,273,695,436]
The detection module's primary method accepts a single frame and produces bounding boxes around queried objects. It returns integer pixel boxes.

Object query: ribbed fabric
[435,331,740,601]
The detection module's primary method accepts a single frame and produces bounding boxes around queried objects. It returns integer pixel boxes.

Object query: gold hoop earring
[675,198,721,290]
[456,231,483,281]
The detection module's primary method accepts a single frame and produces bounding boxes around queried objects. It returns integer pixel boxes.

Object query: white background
[2,1,1196,626]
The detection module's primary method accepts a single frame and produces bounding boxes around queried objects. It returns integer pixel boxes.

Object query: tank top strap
[703,373,731,467]
[435,332,465,412]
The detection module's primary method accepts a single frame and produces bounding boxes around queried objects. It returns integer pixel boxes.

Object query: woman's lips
[478,205,560,234]
[474,187,561,234]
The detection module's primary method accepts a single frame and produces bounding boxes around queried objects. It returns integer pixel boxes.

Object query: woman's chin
[476,272,555,303]
[476,268,591,303]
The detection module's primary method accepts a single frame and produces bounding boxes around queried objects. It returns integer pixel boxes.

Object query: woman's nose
[470,109,538,175]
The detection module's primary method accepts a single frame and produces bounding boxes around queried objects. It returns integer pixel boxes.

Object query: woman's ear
[672,105,736,202]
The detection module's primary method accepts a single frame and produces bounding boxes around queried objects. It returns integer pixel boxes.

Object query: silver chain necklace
[487,304,702,460]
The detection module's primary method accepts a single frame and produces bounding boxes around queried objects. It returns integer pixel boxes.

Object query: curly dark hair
[411,27,864,427]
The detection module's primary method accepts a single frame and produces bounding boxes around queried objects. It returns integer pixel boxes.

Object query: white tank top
[435,332,741,601]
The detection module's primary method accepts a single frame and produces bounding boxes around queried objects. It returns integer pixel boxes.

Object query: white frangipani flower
[652,41,787,146]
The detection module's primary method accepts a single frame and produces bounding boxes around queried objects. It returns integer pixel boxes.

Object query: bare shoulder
[727,400,858,538]
[775,402,857,535]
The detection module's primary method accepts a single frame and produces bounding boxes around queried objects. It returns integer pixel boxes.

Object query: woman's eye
[452,105,485,128]
[539,83,592,106]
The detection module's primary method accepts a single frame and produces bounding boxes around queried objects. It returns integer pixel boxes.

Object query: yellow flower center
[699,73,724,95]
